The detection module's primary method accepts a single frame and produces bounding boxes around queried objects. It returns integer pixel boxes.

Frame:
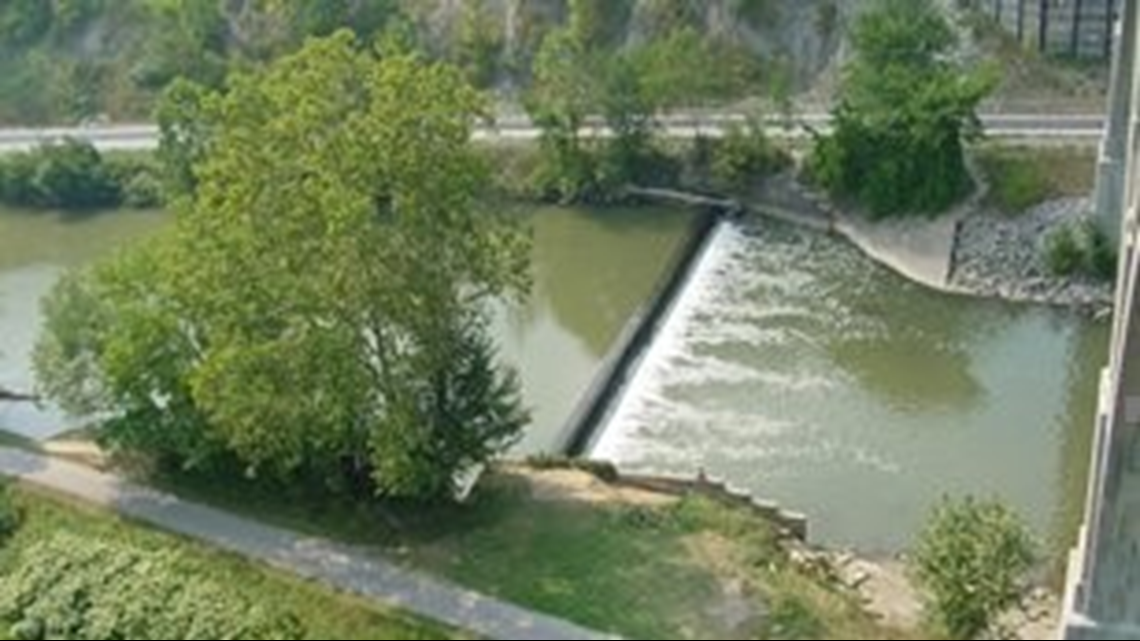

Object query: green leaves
[37,30,530,502]
[0,533,298,640]
[0,484,19,542]
[0,140,126,210]
[810,0,996,217]
[911,496,1035,639]
[525,17,737,203]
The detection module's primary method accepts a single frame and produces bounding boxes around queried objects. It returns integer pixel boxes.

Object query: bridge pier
[1064,1,1140,638]
[1093,0,1137,247]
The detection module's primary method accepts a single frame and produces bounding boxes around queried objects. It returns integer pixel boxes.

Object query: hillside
[0,0,845,125]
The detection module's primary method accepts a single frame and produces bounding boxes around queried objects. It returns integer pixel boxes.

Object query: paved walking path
[0,447,619,641]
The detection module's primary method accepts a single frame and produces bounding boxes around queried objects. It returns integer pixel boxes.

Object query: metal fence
[975,0,1119,58]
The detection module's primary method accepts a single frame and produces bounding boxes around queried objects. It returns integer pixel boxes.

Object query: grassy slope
[0,487,456,640]
[976,144,1097,214]
[160,467,918,640]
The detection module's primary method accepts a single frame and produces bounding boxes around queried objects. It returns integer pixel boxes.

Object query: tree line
[0,141,161,210]
[0,0,768,126]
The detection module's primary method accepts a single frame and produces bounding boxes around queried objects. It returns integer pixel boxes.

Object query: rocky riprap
[950,197,1114,313]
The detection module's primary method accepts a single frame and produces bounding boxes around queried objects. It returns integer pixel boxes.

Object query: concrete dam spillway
[590,215,1106,555]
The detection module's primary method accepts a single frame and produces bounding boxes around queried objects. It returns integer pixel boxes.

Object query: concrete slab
[834,214,960,291]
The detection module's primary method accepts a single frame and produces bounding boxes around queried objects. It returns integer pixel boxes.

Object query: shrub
[0,483,19,540]
[0,139,126,210]
[1087,222,1118,281]
[0,155,38,206]
[106,155,165,209]
[30,139,120,209]
[0,533,299,639]
[119,170,163,208]
[764,596,825,640]
[1045,220,1117,281]
[709,122,786,193]
[1045,223,1084,277]
[983,152,1048,214]
[911,497,1035,640]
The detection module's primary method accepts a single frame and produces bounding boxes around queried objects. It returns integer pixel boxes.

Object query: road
[0,112,1106,154]
[0,446,619,641]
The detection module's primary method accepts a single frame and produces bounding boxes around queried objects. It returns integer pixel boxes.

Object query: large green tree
[809,0,995,217]
[35,30,529,501]
[525,26,602,202]
[525,21,732,202]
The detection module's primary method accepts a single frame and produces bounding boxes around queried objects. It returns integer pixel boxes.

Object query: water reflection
[497,206,690,451]
[828,339,984,414]
[0,205,691,451]
[1051,320,1108,576]
[530,206,691,356]
[0,209,169,439]
[0,208,167,272]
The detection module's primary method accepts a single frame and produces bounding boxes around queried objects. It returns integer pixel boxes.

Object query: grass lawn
[976,144,1096,214]
[0,486,457,640]
[159,465,919,640]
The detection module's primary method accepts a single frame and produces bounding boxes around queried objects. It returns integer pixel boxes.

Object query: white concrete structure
[1093,0,1137,245]
[1063,1,1140,638]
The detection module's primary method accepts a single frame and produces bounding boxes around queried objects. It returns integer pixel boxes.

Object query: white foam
[591,221,742,461]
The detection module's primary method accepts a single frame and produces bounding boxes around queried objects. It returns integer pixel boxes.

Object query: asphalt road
[0,112,1106,154]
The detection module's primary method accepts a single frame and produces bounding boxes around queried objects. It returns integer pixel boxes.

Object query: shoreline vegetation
[0,482,457,641]
[0,1,1107,639]
[2,457,926,640]
[1,131,1107,310]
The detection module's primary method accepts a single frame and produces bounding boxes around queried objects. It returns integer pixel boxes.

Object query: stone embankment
[763,173,1113,313]
[952,197,1113,311]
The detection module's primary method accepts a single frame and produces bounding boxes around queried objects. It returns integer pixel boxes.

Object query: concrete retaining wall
[616,472,809,540]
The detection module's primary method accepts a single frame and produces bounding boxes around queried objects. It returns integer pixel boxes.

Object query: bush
[1045,223,1084,277]
[106,155,165,209]
[0,139,126,210]
[0,155,38,206]
[1045,220,1117,281]
[983,152,1048,214]
[1087,222,1118,281]
[709,122,786,193]
[0,484,20,540]
[0,143,166,211]
[911,497,1035,640]
[0,532,299,639]
[29,139,120,209]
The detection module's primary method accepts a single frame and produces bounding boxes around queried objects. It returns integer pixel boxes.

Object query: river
[0,205,691,449]
[593,219,1108,556]
[0,206,1107,556]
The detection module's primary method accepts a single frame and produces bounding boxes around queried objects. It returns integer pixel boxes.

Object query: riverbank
[793,545,1060,640]
[2,444,919,640]
[744,169,1112,314]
